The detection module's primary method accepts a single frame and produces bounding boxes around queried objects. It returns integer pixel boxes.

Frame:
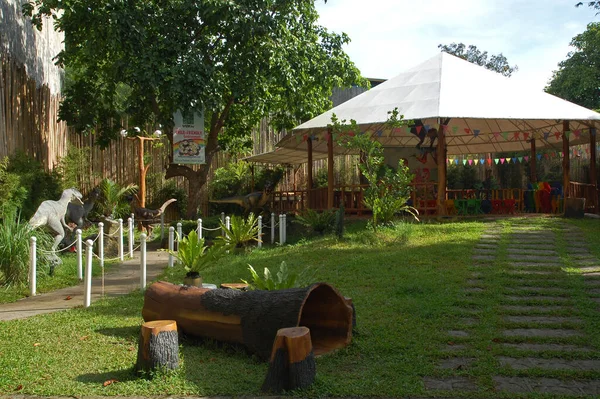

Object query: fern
[241,261,302,290]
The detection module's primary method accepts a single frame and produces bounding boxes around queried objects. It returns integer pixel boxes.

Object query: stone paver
[423,377,479,392]
[506,287,569,295]
[500,343,592,352]
[464,287,484,293]
[494,376,600,395]
[503,295,569,302]
[506,270,556,275]
[502,328,583,337]
[503,315,582,324]
[507,254,559,262]
[472,255,496,261]
[500,305,571,313]
[437,357,475,370]
[448,330,469,337]
[498,357,600,370]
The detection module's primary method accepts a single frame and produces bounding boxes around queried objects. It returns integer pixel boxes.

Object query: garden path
[0,247,169,321]
[423,220,600,397]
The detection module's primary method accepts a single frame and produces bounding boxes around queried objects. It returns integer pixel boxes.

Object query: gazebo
[248,52,600,215]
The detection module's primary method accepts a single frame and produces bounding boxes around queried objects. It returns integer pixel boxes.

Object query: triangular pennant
[543,132,550,141]
[500,158,505,164]
[524,156,529,162]
[513,132,520,140]
[415,126,422,134]
[591,128,597,137]
[454,159,459,165]
[523,132,530,141]
[480,158,485,165]
[468,159,473,165]
[462,159,467,165]
[537,154,542,160]
[494,158,499,164]
[487,158,492,165]
[518,157,523,163]
[376,130,383,137]
[574,129,581,138]
[296,135,301,143]
[544,153,549,159]
[474,159,479,165]
[493,131,500,139]
[464,128,471,134]
[554,131,561,140]
[392,127,402,134]
[447,158,452,164]
[512,157,517,163]
[565,131,571,139]
[474,129,480,137]
[452,126,458,134]
[424,124,430,132]
[502,132,509,140]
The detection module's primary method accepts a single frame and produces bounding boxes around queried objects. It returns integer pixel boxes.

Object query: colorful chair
[445,199,457,215]
[491,199,503,214]
[455,199,468,215]
[467,199,482,214]
[503,199,516,214]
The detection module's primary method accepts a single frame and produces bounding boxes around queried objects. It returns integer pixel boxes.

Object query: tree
[438,43,518,77]
[23,1,364,218]
[546,23,600,110]
[576,2,600,11]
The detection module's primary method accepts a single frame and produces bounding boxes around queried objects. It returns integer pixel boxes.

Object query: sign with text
[173,110,205,164]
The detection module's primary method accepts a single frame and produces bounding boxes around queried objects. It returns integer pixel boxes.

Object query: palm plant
[166,230,225,277]
[96,178,138,219]
[295,208,336,235]
[216,213,260,250]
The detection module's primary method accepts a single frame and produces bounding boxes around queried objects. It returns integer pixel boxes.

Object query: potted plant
[167,230,225,287]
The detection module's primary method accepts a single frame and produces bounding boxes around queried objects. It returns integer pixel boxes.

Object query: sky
[315,0,597,91]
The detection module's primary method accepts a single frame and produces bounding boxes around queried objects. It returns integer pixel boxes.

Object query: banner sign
[173,110,205,164]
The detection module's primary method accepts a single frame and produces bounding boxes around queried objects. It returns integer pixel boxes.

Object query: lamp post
[120,128,162,208]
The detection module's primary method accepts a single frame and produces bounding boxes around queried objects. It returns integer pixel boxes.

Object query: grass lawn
[0,216,599,397]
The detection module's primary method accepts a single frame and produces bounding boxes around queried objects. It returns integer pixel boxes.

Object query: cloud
[316,0,594,90]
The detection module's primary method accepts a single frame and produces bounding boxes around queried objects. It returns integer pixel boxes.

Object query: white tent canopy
[271,52,600,157]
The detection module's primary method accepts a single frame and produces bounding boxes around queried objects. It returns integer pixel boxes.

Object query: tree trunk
[142,281,353,360]
[165,164,207,219]
[261,327,316,393]
[135,320,179,373]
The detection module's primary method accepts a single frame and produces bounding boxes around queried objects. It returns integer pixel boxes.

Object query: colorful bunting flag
[480,158,485,164]
[513,132,520,140]
[494,158,499,164]
[462,159,467,165]
[537,154,542,160]
[523,132,530,141]
[502,132,509,140]
[524,156,529,162]
[468,159,473,165]
[574,129,581,138]
[543,132,550,141]
[493,131,500,139]
[518,156,523,163]
[554,131,561,140]
[452,126,458,134]
[474,129,480,137]
[454,159,459,165]
[415,126,422,134]
[487,159,492,166]
[464,128,471,134]
[474,159,479,165]
[565,131,571,139]
[512,157,517,163]
[591,128,597,137]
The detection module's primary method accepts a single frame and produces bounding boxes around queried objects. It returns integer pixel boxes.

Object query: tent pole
[307,138,313,208]
[589,128,598,213]
[436,124,446,216]
[530,138,537,184]
[327,128,334,209]
[563,121,570,208]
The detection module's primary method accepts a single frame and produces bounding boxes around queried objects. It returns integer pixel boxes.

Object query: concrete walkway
[0,247,170,321]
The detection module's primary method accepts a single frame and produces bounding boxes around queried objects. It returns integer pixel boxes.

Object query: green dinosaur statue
[210,184,273,215]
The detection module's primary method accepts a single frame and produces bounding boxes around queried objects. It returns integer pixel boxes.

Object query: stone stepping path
[425,221,600,397]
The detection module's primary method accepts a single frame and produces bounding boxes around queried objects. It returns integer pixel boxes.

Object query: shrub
[95,179,138,219]
[148,180,188,217]
[54,144,99,190]
[0,157,27,221]
[295,208,336,235]
[0,214,53,286]
[241,261,303,290]
[165,230,225,276]
[216,213,260,250]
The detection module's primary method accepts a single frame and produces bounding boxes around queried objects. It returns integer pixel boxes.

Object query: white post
[130,212,135,228]
[177,222,183,250]
[257,216,262,248]
[271,212,276,244]
[76,229,83,280]
[118,218,124,261]
[29,236,37,297]
[283,214,287,244]
[168,226,175,267]
[226,216,231,230]
[221,212,225,236]
[160,213,165,241]
[84,239,93,308]
[98,222,104,269]
[140,233,147,289]
[279,214,284,244]
[128,217,134,258]
[197,218,203,239]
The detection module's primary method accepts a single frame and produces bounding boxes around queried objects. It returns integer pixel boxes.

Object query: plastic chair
[467,199,482,214]
[491,199,503,214]
[445,199,457,215]
[481,199,492,214]
[503,199,516,214]
[455,199,468,215]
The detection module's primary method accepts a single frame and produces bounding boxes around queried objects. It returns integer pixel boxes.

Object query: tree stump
[135,320,179,374]
[261,326,316,393]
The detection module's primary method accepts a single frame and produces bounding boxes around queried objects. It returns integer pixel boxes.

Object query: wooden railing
[568,182,598,213]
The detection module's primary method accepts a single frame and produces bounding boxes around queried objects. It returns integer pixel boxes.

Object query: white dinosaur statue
[29,188,84,265]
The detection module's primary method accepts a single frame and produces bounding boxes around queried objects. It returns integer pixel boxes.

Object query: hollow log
[261,326,316,393]
[135,320,179,373]
[142,281,353,360]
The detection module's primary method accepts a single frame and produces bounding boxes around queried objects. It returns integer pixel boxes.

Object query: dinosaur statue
[130,198,177,236]
[66,187,101,231]
[29,188,84,265]
[210,184,273,216]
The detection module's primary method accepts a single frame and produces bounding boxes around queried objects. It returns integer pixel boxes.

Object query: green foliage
[314,168,329,188]
[54,144,99,190]
[210,161,252,201]
[332,110,418,229]
[0,214,53,286]
[216,213,260,249]
[546,22,600,109]
[0,157,27,221]
[241,261,301,290]
[295,209,336,235]
[446,164,483,189]
[166,230,225,274]
[438,43,518,76]
[95,179,138,219]
[4,151,63,220]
